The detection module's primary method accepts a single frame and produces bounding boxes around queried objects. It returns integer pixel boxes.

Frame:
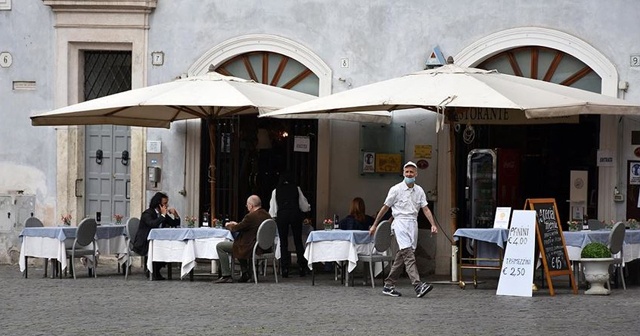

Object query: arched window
[215,51,319,96]
[477,46,601,93]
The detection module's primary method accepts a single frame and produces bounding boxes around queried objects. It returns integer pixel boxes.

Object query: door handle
[75,179,83,197]
[125,180,130,200]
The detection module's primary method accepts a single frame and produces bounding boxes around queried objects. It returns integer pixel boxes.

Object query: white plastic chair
[252,219,278,284]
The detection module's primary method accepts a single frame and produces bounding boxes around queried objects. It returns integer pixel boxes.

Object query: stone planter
[581,258,613,295]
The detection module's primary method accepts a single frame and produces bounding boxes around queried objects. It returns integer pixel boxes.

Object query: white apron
[392,217,418,250]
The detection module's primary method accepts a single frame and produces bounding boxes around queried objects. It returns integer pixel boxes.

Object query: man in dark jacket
[269,173,310,277]
[215,195,271,283]
[133,191,180,280]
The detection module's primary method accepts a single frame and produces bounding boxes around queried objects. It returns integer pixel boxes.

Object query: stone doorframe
[45,0,155,222]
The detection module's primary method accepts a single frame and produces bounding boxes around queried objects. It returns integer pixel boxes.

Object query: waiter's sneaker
[382,285,402,297]
[415,282,433,298]
[214,276,233,283]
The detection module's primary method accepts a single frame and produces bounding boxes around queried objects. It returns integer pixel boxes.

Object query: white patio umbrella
[31,69,324,216]
[263,63,640,213]
[262,63,640,281]
[263,64,640,131]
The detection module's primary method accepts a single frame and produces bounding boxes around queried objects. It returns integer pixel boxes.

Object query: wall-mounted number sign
[0,52,12,68]
[632,54,640,67]
[151,51,164,66]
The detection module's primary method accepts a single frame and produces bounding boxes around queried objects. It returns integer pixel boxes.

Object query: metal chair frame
[357,220,394,288]
[66,218,98,279]
[607,221,626,290]
[23,217,47,278]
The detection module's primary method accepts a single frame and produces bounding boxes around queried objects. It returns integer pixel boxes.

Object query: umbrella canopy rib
[104,106,133,117]
[173,106,208,119]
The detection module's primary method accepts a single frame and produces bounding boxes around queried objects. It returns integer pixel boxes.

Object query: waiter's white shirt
[269,187,311,218]
[384,181,428,250]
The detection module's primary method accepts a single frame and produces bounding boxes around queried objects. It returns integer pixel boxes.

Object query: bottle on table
[202,212,209,227]
[334,214,340,230]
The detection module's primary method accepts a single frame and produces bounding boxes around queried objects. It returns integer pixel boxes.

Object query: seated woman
[339,197,374,230]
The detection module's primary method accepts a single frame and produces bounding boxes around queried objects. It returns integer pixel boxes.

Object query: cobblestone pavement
[1,261,637,336]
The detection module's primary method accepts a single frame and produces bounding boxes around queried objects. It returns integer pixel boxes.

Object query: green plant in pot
[581,242,612,259]
[580,242,613,295]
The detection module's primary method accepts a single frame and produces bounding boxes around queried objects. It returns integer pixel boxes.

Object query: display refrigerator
[465,148,521,228]
[466,149,497,228]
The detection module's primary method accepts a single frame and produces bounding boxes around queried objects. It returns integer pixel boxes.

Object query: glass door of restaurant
[199,116,317,222]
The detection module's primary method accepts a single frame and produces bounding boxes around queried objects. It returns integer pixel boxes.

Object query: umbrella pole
[208,117,217,218]
[449,123,459,282]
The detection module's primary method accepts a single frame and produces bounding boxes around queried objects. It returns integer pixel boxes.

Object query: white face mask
[404,177,415,184]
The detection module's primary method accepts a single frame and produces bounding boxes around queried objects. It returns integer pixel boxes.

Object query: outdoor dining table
[563,229,640,262]
[18,224,128,276]
[453,228,508,288]
[303,229,381,286]
[146,227,233,280]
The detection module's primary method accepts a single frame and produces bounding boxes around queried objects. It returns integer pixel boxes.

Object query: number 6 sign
[0,52,12,68]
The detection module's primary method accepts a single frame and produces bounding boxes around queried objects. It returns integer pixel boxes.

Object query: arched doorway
[455,45,602,229]
[199,51,320,222]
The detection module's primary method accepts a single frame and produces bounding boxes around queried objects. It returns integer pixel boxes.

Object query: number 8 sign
[0,52,12,68]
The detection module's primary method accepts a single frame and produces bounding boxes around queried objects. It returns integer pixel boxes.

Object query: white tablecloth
[304,230,381,274]
[563,230,640,262]
[18,225,128,272]
[146,228,233,278]
[453,228,508,267]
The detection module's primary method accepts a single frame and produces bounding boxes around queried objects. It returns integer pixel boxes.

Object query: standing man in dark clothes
[269,173,310,277]
[133,191,181,280]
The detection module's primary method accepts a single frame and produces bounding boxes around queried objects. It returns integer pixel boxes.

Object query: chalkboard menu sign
[532,202,568,272]
[525,198,577,296]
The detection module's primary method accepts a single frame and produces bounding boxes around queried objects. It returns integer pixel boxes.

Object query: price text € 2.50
[502,266,526,277]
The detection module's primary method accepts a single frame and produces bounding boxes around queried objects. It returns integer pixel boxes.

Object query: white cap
[403,161,417,169]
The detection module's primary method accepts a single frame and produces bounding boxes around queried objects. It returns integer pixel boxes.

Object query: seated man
[132,191,180,280]
[215,195,271,283]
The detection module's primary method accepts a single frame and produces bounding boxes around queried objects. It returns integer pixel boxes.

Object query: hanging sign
[597,150,615,167]
[294,136,310,152]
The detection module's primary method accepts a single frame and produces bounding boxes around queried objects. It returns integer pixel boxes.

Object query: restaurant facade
[1,1,640,275]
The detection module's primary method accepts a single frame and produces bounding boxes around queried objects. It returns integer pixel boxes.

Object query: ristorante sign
[450,108,579,125]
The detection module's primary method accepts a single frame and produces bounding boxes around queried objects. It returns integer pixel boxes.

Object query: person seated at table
[132,191,180,280]
[339,197,374,230]
[215,195,271,283]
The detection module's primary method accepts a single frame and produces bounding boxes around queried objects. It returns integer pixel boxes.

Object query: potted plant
[185,216,197,228]
[580,242,613,295]
[567,220,581,231]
